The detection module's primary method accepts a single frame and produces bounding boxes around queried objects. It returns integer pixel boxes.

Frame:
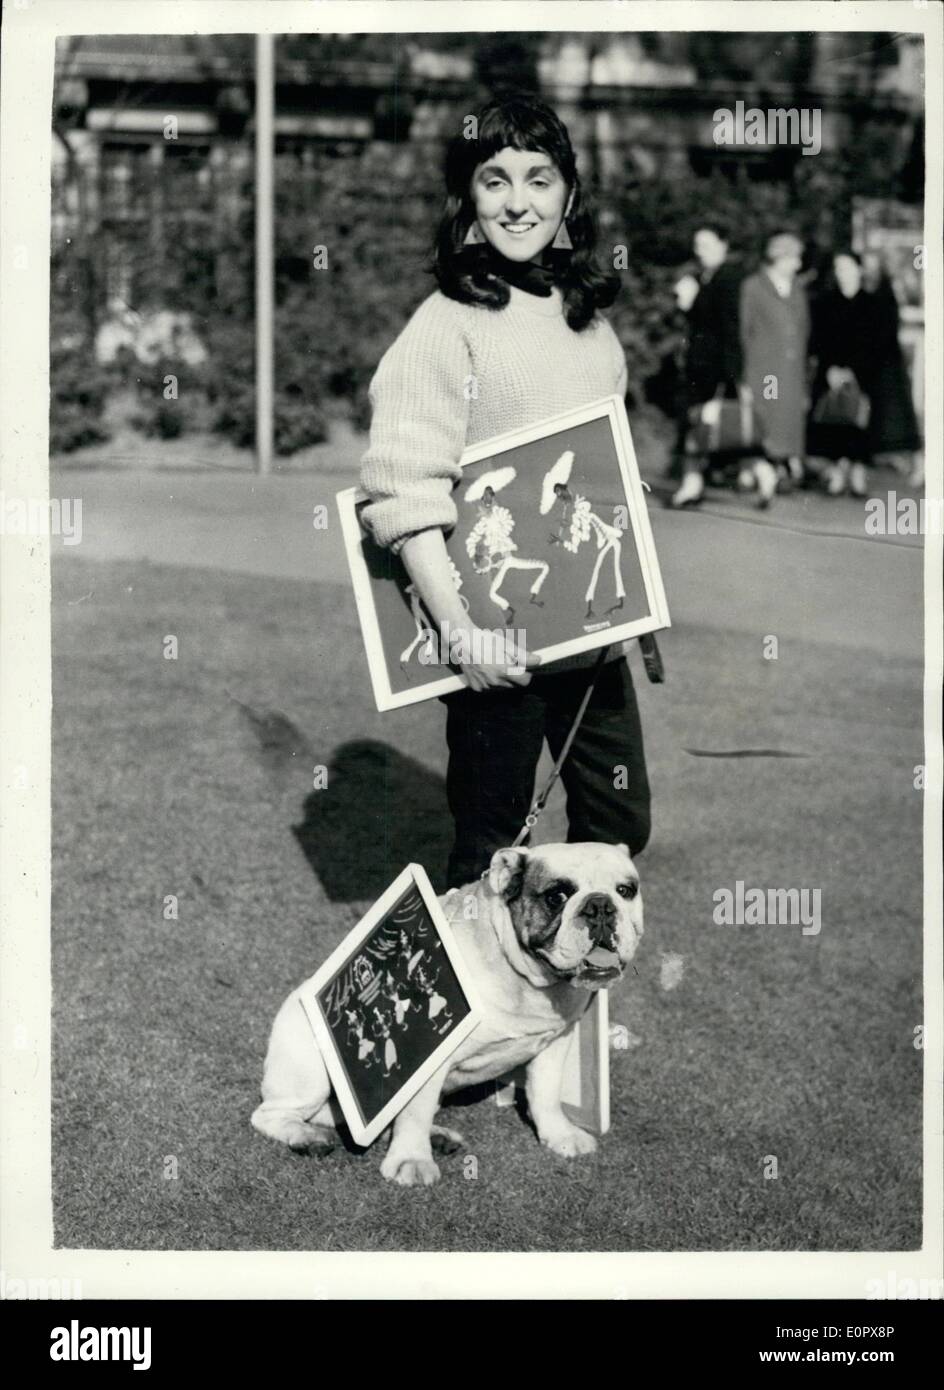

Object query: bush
[50,128,902,451]
[49,343,115,453]
[131,356,210,439]
[273,395,329,455]
[210,389,328,455]
[204,315,328,453]
[271,143,442,411]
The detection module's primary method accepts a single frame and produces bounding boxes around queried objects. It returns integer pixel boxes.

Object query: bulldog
[251,841,643,1186]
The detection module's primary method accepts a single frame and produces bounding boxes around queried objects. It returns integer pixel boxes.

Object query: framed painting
[338,395,671,711]
[297,864,482,1148]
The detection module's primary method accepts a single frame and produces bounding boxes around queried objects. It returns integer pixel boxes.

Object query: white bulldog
[252,842,643,1186]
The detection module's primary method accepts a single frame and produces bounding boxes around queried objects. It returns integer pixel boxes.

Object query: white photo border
[0,0,940,1302]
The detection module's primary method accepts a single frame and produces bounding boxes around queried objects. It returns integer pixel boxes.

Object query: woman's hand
[827,365,851,390]
[700,398,722,428]
[452,624,541,691]
[399,529,540,691]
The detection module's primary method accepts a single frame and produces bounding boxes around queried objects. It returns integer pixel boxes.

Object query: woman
[808,251,875,497]
[359,97,650,891]
[739,231,811,507]
[670,222,746,509]
[861,251,923,485]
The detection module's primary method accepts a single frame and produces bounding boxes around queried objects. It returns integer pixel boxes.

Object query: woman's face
[834,254,862,298]
[469,145,571,262]
[772,249,802,278]
[693,229,727,271]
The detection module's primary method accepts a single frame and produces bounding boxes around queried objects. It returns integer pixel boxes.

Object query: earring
[463,221,486,246]
[551,220,573,251]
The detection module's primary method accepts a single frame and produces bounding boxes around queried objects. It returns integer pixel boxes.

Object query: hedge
[50,135,901,451]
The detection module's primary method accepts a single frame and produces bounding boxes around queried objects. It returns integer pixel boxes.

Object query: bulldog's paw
[286,1122,338,1156]
[380,1154,442,1187]
[540,1123,598,1159]
[430,1124,464,1155]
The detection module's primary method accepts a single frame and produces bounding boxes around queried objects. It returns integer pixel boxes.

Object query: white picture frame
[338,394,671,712]
[296,864,483,1148]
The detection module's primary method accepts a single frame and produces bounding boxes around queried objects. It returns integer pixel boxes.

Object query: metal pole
[255,33,274,475]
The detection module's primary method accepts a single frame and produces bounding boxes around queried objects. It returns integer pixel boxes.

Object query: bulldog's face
[487,842,644,989]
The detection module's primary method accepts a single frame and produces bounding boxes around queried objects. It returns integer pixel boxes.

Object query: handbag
[687,388,760,454]
[812,380,871,430]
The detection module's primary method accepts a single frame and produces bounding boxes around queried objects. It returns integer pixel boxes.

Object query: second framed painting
[337,394,671,711]
[297,864,482,1149]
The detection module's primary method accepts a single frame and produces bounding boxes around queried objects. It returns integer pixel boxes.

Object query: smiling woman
[431,96,619,329]
[358,94,652,891]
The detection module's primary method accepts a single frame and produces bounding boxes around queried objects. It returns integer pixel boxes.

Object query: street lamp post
[255,33,274,475]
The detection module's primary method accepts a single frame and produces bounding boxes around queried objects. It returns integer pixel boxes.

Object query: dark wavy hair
[432,97,619,332]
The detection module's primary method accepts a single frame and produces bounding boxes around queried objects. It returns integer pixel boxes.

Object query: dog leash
[508,644,604,848]
[507,635,664,849]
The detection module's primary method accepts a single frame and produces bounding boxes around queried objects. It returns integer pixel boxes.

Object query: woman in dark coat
[808,251,875,496]
[740,232,811,507]
[670,223,746,508]
[861,251,922,463]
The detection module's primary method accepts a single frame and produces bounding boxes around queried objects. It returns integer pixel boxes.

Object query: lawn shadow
[293,738,453,902]
[441,1079,535,1133]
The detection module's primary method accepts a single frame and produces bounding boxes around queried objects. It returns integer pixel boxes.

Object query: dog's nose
[580,893,617,945]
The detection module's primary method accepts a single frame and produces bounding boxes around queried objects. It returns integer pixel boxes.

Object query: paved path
[50,465,924,661]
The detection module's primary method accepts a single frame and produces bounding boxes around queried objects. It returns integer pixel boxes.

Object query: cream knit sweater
[359,284,631,674]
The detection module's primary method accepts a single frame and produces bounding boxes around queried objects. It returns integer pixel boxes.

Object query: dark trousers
[440,657,651,890]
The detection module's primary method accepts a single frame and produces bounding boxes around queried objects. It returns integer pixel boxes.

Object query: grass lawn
[51,547,923,1252]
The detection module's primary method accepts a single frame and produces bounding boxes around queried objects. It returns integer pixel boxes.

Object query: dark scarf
[481,245,558,298]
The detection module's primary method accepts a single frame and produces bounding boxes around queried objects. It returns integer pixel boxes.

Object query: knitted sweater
[359,285,632,674]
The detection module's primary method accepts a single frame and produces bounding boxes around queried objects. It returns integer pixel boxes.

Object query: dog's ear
[488,847,528,901]
[616,842,631,859]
